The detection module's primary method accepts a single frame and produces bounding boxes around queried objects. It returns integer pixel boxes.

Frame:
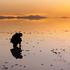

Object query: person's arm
[19,38,22,48]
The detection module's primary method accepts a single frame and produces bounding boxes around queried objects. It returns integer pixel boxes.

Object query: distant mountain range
[0,15,70,20]
[0,15,47,20]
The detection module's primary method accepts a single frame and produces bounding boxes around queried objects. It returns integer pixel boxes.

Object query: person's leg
[13,44,17,48]
[19,44,21,48]
[19,42,21,48]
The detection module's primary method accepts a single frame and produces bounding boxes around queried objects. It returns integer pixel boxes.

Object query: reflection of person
[10,47,23,59]
[10,32,23,49]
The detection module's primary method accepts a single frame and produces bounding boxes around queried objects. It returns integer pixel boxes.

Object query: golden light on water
[0,18,70,39]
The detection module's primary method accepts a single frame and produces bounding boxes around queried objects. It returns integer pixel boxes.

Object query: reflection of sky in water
[0,19,70,70]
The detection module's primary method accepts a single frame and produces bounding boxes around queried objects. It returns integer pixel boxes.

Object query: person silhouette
[10,32,23,49]
[10,32,23,59]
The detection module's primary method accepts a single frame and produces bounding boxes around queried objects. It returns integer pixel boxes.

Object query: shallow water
[0,18,70,70]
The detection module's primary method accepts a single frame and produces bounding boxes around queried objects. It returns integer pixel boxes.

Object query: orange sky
[0,0,70,17]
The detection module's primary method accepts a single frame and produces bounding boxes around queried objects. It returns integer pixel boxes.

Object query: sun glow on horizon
[0,0,70,17]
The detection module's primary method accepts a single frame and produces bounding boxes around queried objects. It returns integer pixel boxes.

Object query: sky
[0,0,70,17]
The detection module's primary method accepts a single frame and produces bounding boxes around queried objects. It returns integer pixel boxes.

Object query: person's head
[18,33,23,37]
